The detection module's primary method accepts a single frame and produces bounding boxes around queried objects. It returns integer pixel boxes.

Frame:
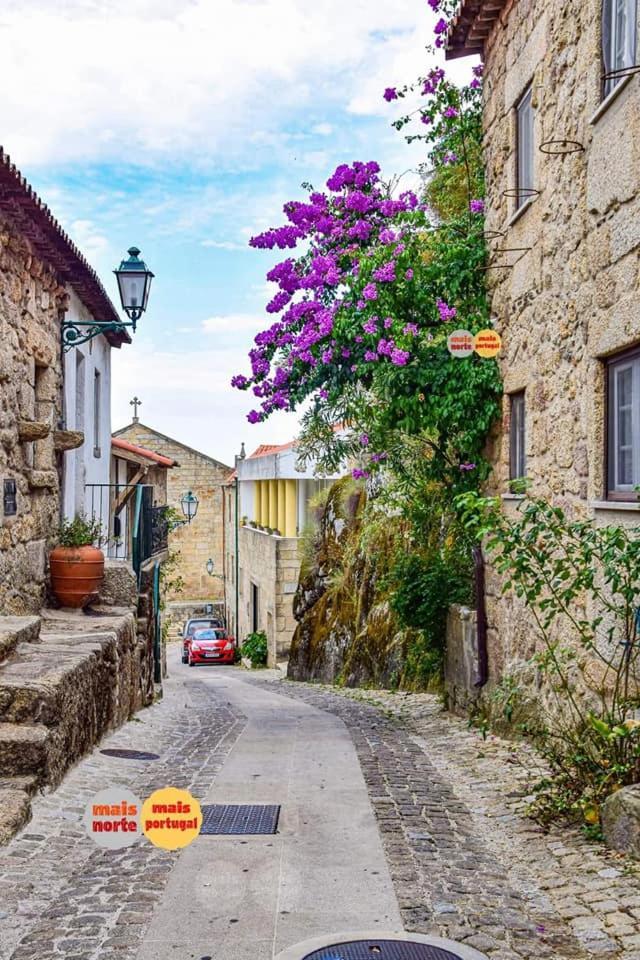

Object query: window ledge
[506,196,535,228]
[590,74,633,126]
[501,492,525,500]
[591,499,640,511]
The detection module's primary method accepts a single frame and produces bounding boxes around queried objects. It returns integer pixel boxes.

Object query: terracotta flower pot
[49,545,105,609]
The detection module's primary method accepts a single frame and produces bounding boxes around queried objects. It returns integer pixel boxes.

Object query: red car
[187,628,235,666]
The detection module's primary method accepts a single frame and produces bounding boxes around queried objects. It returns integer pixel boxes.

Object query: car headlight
[224,642,233,651]
[191,643,201,652]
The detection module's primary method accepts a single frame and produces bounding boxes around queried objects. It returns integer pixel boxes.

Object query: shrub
[457,491,640,825]
[241,631,268,667]
[57,514,103,548]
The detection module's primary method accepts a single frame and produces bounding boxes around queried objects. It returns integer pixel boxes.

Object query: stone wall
[114,423,231,602]
[0,216,66,615]
[237,525,300,665]
[478,0,640,694]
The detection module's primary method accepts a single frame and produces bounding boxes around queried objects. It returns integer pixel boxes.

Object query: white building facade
[61,286,129,533]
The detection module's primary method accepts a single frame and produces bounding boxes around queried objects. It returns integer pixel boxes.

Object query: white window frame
[510,392,526,480]
[602,0,638,98]
[607,350,640,498]
[515,84,535,212]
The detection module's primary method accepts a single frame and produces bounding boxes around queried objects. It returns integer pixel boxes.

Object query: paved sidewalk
[136,668,401,959]
[0,663,245,960]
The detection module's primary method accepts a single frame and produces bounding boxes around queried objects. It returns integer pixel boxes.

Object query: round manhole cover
[303,942,472,960]
[99,749,160,761]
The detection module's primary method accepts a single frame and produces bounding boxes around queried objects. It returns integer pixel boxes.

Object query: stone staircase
[0,603,153,844]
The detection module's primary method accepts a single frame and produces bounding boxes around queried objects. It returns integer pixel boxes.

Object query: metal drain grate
[200,804,280,835]
[99,749,160,761]
[302,942,466,960]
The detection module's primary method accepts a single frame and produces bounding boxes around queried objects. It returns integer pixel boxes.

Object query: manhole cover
[200,804,280,835]
[302,943,467,960]
[99,749,160,761]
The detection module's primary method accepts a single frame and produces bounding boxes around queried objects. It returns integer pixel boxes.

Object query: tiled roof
[247,440,297,459]
[0,147,130,348]
[446,0,509,59]
[112,436,177,468]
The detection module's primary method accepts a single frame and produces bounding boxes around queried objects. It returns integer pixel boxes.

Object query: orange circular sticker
[141,787,201,850]
[474,329,502,358]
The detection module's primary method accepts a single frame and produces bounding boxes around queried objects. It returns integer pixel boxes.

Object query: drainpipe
[472,544,488,688]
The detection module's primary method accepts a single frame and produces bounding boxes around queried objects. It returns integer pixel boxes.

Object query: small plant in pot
[50,515,105,609]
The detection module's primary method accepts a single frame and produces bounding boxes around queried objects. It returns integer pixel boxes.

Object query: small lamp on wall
[180,490,199,523]
[206,558,214,577]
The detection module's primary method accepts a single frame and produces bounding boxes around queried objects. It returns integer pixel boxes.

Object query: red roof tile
[112,436,177,468]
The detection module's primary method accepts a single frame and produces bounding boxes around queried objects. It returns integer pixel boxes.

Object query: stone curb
[274,931,489,960]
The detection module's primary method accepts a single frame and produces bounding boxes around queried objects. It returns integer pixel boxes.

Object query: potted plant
[49,515,105,608]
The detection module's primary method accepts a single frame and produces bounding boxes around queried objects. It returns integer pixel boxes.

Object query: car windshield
[193,629,225,641]
[187,620,222,636]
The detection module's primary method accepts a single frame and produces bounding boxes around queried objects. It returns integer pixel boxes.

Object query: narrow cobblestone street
[2,651,640,960]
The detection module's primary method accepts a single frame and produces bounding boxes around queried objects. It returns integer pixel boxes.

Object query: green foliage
[241,631,268,667]
[457,490,640,824]
[57,514,103,548]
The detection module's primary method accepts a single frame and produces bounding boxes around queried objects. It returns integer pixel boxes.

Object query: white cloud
[111,338,300,464]
[1,0,431,167]
[202,313,263,335]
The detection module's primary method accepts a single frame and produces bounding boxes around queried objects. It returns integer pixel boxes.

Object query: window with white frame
[509,391,526,480]
[93,370,101,458]
[602,0,638,97]
[607,349,640,498]
[516,84,535,211]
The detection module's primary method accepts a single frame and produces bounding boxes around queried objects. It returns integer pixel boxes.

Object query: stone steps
[0,722,50,779]
[0,616,41,662]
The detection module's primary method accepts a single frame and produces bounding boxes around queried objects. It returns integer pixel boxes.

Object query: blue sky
[3,0,472,464]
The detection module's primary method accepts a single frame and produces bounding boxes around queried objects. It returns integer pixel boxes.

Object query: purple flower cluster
[437,299,457,322]
[469,199,485,214]
[234,159,430,421]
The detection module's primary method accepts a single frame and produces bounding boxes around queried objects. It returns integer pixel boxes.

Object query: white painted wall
[61,286,112,535]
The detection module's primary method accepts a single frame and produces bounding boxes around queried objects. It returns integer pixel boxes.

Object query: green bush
[57,514,103,548]
[241,631,268,667]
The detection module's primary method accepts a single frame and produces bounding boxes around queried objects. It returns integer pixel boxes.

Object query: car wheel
[189,659,195,667]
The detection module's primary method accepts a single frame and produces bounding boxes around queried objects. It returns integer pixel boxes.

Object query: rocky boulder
[602,785,640,857]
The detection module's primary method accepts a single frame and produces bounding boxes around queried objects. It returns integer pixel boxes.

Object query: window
[516,84,535,210]
[602,0,638,98]
[3,479,17,517]
[607,349,640,498]
[93,370,101,458]
[509,392,526,480]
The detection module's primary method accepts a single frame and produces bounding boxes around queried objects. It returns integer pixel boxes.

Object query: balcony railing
[85,483,169,577]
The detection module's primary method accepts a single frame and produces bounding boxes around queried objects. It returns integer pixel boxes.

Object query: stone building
[223,440,340,665]
[446,0,640,696]
[0,148,129,615]
[113,417,231,607]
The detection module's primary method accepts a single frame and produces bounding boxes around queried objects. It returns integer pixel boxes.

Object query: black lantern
[180,490,199,523]
[114,247,154,329]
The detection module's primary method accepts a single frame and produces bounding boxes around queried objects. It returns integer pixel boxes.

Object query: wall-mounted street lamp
[61,246,154,350]
[180,491,199,524]
[206,558,215,576]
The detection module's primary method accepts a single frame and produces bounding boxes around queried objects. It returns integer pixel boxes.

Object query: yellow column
[277,480,286,534]
[268,480,278,529]
[285,480,297,538]
[261,481,269,526]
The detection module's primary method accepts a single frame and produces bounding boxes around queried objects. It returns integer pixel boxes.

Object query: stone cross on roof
[130,396,142,423]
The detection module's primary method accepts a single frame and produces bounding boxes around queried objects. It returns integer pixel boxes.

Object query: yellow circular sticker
[141,787,201,850]
[474,329,502,358]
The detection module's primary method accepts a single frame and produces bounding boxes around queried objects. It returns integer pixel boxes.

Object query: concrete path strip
[136,660,402,960]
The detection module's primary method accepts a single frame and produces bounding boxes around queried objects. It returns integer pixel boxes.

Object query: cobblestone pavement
[245,675,640,960]
[0,674,246,960]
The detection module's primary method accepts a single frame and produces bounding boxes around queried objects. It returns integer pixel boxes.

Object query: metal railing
[85,483,169,577]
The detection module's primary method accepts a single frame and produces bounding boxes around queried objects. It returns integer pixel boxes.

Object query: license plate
[204,652,221,658]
